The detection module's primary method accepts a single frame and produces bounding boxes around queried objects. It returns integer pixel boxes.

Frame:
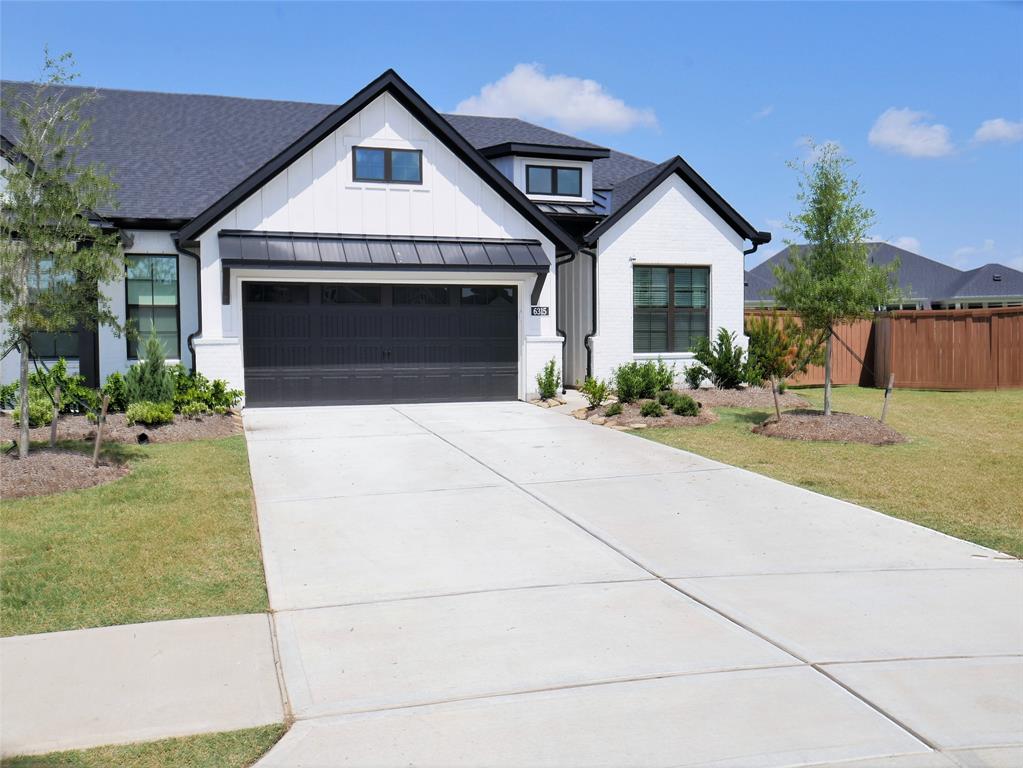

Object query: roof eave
[479,142,611,161]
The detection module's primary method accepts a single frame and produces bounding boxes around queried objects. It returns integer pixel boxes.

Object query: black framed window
[633,266,709,353]
[321,284,380,304]
[353,147,422,184]
[28,259,79,358]
[461,286,515,305]
[393,285,450,305]
[526,165,582,197]
[127,255,179,358]
[30,331,79,359]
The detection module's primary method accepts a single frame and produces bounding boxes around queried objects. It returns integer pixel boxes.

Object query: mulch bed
[753,409,907,445]
[687,386,811,410]
[575,398,717,430]
[0,412,242,445]
[1,448,130,500]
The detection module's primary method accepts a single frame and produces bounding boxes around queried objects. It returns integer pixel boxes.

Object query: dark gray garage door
[242,282,518,406]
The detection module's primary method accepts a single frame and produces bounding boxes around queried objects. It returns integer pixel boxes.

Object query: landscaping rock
[572,408,590,420]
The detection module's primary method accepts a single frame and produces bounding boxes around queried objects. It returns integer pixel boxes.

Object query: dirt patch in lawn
[687,386,811,410]
[753,409,907,446]
[0,412,242,445]
[575,399,717,430]
[1,448,129,499]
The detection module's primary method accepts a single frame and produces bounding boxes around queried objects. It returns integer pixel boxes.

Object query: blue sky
[2,1,1021,270]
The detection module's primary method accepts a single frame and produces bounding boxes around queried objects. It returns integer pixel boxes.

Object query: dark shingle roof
[1,79,734,242]
[1,81,334,220]
[440,114,604,151]
[745,243,1023,303]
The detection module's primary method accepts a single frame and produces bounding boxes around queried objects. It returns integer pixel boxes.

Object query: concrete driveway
[244,401,1022,767]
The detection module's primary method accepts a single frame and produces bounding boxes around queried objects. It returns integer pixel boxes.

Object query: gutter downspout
[174,238,202,374]
[554,251,577,394]
[580,246,598,380]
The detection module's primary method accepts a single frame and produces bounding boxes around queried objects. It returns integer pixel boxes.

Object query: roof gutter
[743,231,772,257]
[580,246,598,381]
[554,251,576,394]
[173,237,202,374]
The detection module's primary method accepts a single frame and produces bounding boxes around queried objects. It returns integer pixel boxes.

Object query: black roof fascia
[178,70,577,254]
[583,156,771,247]
[479,143,611,161]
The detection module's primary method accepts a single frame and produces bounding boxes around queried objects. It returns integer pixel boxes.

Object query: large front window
[127,255,179,358]
[633,266,709,353]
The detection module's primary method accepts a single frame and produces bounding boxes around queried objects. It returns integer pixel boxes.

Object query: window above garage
[353,147,423,184]
[526,165,582,197]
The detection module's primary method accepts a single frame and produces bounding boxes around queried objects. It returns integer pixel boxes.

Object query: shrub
[639,400,664,418]
[612,360,666,403]
[536,358,560,400]
[101,372,129,412]
[657,390,676,406]
[745,314,824,387]
[0,382,17,410]
[579,377,609,409]
[778,380,788,393]
[683,364,709,390]
[605,401,623,417]
[653,359,676,392]
[11,390,53,428]
[28,358,97,414]
[180,402,210,419]
[671,393,700,417]
[693,329,751,389]
[125,400,174,426]
[125,330,175,404]
[171,366,243,413]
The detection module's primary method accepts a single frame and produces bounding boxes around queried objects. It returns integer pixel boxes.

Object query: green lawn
[642,386,1023,558]
[1,725,286,768]
[1,436,268,637]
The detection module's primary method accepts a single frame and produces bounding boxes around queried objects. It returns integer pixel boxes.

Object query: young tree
[771,142,898,415]
[1,51,125,457]
[745,313,824,420]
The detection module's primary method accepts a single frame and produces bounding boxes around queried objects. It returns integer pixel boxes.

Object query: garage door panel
[242,283,519,406]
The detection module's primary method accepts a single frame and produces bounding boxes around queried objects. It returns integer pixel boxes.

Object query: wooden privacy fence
[874,307,1023,390]
[744,311,874,387]
[744,307,1023,390]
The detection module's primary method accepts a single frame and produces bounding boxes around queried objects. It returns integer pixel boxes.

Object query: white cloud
[752,105,774,120]
[951,239,996,268]
[890,236,921,253]
[454,63,658,133]
[868,108,954,157]
[973,118,1023,144]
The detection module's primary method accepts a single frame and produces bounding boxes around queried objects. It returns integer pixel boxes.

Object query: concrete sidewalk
[245,402,1023,767]
[0,614,285,757]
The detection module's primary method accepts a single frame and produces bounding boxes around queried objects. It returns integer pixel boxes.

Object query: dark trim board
[479,143,610,161]
[177,70,577,254]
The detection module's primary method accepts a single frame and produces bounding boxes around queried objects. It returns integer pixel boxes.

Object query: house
[1,70,769,406]
[746,243,1023,310]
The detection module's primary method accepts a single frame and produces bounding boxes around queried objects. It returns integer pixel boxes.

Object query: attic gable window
[526,165,582,197]
[353,147,422,184]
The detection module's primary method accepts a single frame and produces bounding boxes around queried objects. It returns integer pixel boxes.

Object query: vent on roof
[993,274,1003,282]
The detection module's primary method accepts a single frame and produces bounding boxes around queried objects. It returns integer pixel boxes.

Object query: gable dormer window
[526,165,582,197]
[353,147,422,184]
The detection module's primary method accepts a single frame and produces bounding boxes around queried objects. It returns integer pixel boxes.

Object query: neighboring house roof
[745,242,1023,303]
[1,74,763,249]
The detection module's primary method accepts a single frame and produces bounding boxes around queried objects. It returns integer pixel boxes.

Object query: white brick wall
[591,174,747,384]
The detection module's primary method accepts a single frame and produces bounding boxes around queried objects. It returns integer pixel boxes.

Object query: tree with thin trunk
[1,51,124,457]
[770,142,898,416]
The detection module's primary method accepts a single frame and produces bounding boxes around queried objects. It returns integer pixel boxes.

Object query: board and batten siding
[590,174,747,384]
[193,91,560,400]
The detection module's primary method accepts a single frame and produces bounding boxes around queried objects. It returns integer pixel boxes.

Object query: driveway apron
[244,401,1022,767]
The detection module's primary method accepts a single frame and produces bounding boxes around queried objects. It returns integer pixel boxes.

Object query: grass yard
[0,436,268,637]
[0,725,286,768]
[642,386,1023,558]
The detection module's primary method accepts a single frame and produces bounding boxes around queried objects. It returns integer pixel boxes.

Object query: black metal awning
[218,230,551,304]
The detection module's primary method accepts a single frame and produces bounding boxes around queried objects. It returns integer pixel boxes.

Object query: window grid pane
[556,167,582,196]
[127,255,179,359]
[354,148,386,180]
[527,166,553,194]
[390,150,422,182]
[633,266,710,354]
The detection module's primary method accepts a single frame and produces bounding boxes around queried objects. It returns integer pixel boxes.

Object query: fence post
[93,394,110,468]
[49,386,61,448]
[880,373,895,424]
